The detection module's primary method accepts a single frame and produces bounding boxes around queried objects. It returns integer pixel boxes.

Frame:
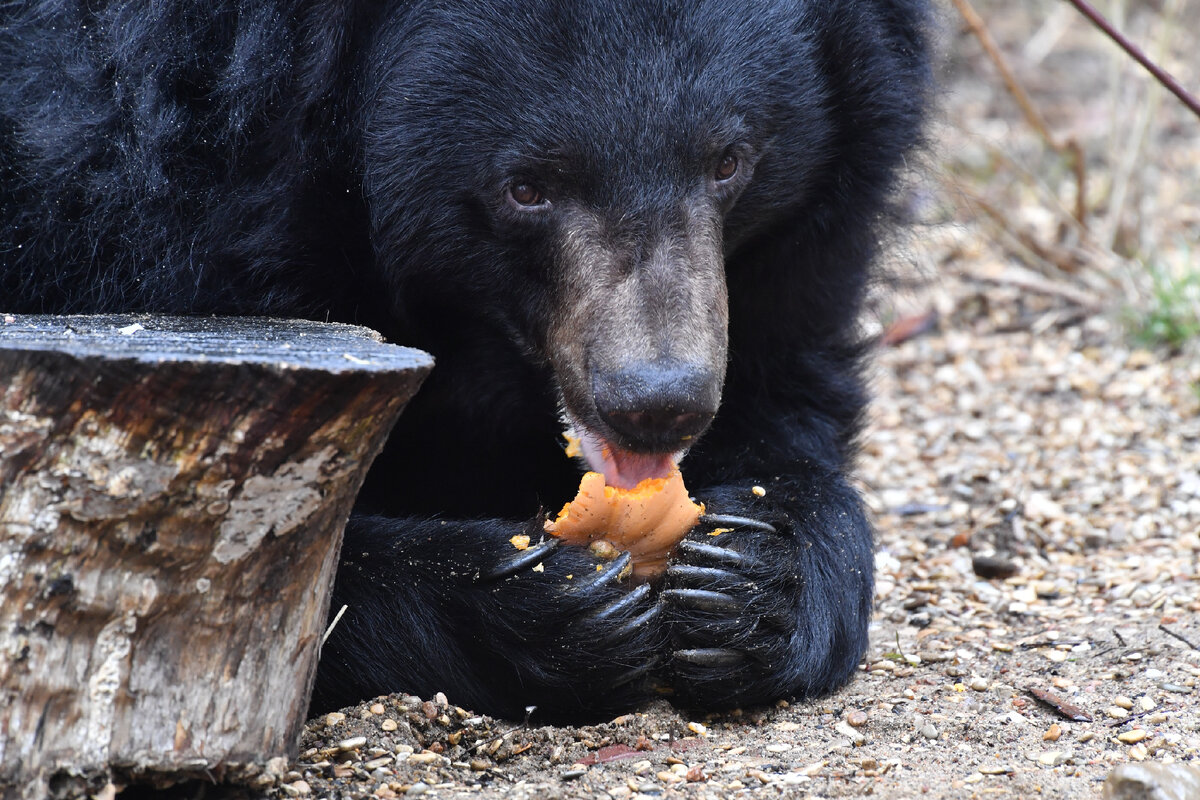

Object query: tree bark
[0,314,433,798]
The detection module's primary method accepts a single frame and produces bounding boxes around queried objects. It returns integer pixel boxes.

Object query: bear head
[360,0,841,488]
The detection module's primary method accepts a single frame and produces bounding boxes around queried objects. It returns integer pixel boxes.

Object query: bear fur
[0,0,930,720]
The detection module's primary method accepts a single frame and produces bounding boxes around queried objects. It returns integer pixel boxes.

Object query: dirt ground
[246,2,1200,798]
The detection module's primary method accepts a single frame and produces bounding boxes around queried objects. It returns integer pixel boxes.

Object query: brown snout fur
[546,199,729,443]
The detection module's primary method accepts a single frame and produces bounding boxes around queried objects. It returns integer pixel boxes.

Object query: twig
[949,0,1088,226]
[1061,0,1200,120]
[940,148,1119,293]
[1097,0,1181,252]
[321,603,349,648]
[950,0,1052,143]
[1107,707,1161,728]
[1159,624,1200,651]
[955,193,1107,308]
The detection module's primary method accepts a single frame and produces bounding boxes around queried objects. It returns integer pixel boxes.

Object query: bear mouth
[562,417,682,490]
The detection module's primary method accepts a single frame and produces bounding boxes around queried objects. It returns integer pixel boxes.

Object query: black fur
[1,0,930,721]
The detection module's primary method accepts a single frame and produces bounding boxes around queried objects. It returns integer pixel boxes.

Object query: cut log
[0,314,433,798]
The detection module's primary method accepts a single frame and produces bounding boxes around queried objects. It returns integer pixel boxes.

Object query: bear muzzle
[591,359,719,452]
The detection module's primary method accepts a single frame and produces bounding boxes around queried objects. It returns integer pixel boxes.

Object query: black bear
[0,0,930,720]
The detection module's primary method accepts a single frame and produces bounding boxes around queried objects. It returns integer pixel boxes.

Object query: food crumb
[509,534,531,550]
[588,540,620,559]
[751,485,766,497]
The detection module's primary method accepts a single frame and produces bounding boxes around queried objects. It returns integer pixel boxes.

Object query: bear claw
[661,588,744,614]
[566,550,633,593]
[673,647,746,668]
[589,581,652,623]
[480,537,561,582]
[701,513,778,534]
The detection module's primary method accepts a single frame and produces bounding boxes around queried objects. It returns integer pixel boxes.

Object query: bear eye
[714,152,739,183]
[507,182,548,209]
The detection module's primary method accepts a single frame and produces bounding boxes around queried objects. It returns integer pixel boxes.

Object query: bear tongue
[601,448,677,490]
[577,430,676,490]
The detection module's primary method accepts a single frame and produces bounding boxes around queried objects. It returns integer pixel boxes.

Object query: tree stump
[0,314,433,798]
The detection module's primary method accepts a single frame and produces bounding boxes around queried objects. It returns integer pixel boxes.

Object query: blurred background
[878,0,1198,353]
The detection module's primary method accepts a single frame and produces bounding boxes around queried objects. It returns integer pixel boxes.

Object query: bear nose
[591,361,720,452]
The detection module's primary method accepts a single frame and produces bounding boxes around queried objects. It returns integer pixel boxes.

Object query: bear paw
[660,519,806,708]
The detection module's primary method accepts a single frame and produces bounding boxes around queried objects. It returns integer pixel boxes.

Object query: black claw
[661,588,743,614]
[674,647,746,668]
[592,587,661,647]
[702,513,778,534]
[589,582,652,624]
[566,550,633,593]
[598,601,662,645]
[665,564,738,588]
[480,537,561,582]
[675,539,755,570]
[621,600,661,632]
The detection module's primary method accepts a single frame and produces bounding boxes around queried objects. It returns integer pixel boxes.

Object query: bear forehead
[392,0,817,102]
[373,0,822,162]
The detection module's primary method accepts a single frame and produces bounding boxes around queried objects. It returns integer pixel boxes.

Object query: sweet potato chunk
[544,470,703,579]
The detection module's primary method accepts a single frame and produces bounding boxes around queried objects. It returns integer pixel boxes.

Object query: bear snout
[590,360,720,453]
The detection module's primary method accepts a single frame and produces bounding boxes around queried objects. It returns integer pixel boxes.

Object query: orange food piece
[544,470,703,580]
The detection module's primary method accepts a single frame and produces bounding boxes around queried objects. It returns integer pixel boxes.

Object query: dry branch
[949,0,1089,227]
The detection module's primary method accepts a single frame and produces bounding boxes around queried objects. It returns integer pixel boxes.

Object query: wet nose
[591,360,720,451]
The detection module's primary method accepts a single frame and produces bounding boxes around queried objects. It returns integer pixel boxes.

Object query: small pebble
[969,677,990,692]
[369,702,386,715]
[408,752,441,764]
[406,782,430,795]
[835,720,866,746]
[381,718,398,732]
[1117,729,1148,744]
[1103,763,1200,799]
[751,485,766,497]
[978,765,1012,775]
[1043,724,1062,742]
[919,724,939,740]
[338,736,367,751]
[561,767,588,780]
[1114,696,1134,710]
[325,712,346,727]
[845,711,869,727]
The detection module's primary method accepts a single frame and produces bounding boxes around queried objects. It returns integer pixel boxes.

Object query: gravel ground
[243,2,1200,798]
[245,260,1199,800]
